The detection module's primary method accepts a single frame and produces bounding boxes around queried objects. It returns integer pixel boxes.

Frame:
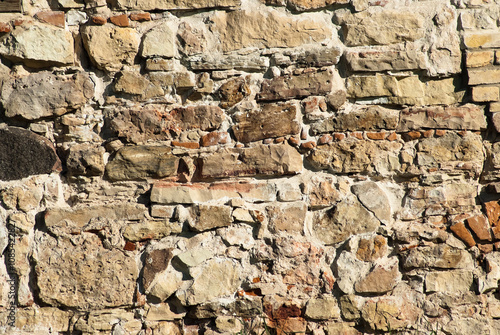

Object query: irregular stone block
[307,138,401,175]
[151,181,276,204]
[262,0,348,10]
[232,102,300,142]
[346,44,426,72]
[354,258,400,294]
[450,222,476,248]
[35,234,138,310]
[304,296,340,320]
[218,76,250,108]
[356,235,387,262]
[212,10,332,52]
[277,46,342,67]
[425,270,473,293]
[0,127,61,181]
[2,71,93,120]
[199,143,302,179]
[114,70,152,95]
[66,143,105,177]
[402,244,473,270]
[170,105,224,131]
[189,54,269,71]
[15,307,71,333]
[467,215,492,241]
[82,25,139,72]
[313,195,380,245]
[0,23,73,67]
[141,22,175,58]
[336,10,424,46]
[105,146,179,181]
[398,104,487,131]
[303,174,340,208]
[311,105,399,134]
[361,297,419,332]
[115,0,240,10]
[189,204,232,232]
[123,219,182,241]
[257,68,335,101]
[351,182,391,224]
[266,201,307,233]
[347,74,399,98]
[176,258,242,305]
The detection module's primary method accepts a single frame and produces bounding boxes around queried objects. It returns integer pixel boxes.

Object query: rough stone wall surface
[2,0,500,334]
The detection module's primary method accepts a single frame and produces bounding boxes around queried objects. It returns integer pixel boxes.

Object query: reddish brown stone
[386,132,397,141]
[13,19,25,26]
[170,105,224,132]
[0,22,11,33]
[356,235,387,262]
[366,132,386,140]
[218,76,250,109]
[450,222,476,247]
[467,215,492,241]
[124,241,136,251]
[492,226,500,240]
[423,129,434,138]
[403,131,421,141]
[318,134,333,144]
[334,133,345,141]
[435,129,446,137]
[485,201,500,227]
[288,137,300,146]
[275,137,285,143]
[92,16,107,25]
[142,248,174,290]
[35,11,65,28]
[351,132,363,140]
[478,244,494,253]
[300,141,316,150]
[495,241,500,250]
[110,14,130,27]
[171,141,200,149]
[129,12,151,21]
[201,131,229,147]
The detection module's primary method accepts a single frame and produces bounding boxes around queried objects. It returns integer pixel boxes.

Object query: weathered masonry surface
[3,0,500,334]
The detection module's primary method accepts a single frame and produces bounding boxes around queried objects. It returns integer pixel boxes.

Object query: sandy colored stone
[466,50,494,68]
[141,22,175,58]
[15,307,72,332]
[469,68,500,85]
[351,181,391,224]
[356,235,387,262]
[123,219,182,241]
[305,296,340,320]
[189,204,232,232]
[218,76,250,108]
[189,54,269,71]
[170,105,224,131]
[463,30,500,49]
[472,86,500,102]
[267,201,307,233]
[232,102,299,143]
[0,23,73,67]
[355,259,400,294]
[115,0,240,10]
[213,9,332,52]
[262,0,348,10]
[66,143,105,177]
[82,25,139,72]
[402,244,473,269]
[361,297,418,332]
[114,70,151,95]
[425,270,473,293]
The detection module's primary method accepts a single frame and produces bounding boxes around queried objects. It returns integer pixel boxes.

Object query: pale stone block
[472,86,500,102]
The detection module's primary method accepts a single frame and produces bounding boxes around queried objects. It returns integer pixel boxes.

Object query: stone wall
[1,0,500,334]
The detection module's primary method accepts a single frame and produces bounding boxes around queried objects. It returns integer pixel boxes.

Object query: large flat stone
[346,44,426,72]
[115,0,240,10]
[402,244,473,270]
[170,105,224,131]
[105,146,179,181]
[141,22,175,58]
[262,0,348,11]
[232,102,300,142]
[200,143,302,179]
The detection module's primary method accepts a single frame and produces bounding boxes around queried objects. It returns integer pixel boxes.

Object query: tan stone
[123,219,182,241]
[262,0,348,11]
[347,74,399,98]
[336,10,424,46]
[361,297,418,332]
[145,303,186,321]
[105,146,179,181]
[351,181,391,224]
[170,105,224,131]
[266,201,307,233]
[218,76,250,108]
[15,307,72,332]
[233,102,300,143]
[213,10,332,52]
[463,30,500,49]
[402,244,473,269]
[81,25,139,72]
[305,296,340,320]
[356,235,387,262]
[141,22,175,58]
[189,54,269,71]
[469,68,500,85]
[189,204,232,232]
[114,70,151,95]
[115,0,240,10]
[425,270,473,293]
[199,143,302,179]
[466,51,494,68]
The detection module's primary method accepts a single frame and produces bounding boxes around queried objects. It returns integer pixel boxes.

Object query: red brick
[0,22,11,33]
[366,132,386,140]
[333,133,345,141]
[485,201,500,227]
[300,141,316,150]
[351,132,363,140]
[110,14,129,27]
[171,141,200,149]
[403,131,421,141]
[435,129,446,137]
[450,222,476,247]
[274,137,285,143]
[423,129,434,138]
[318,134,333,144]
[129,12,151,21]
[288,137,300,146]
[92,16,107,25]
[201,131,229,147]
[386,132,397,141]
[467,215,492,241]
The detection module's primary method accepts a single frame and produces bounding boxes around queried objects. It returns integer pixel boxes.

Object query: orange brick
[318,134,333,144]
[300,141,316,150]
[435,129,446,137]
[467,215,492,241]
[171,141,199,149]
[130,12,151,21]
[92,16,107,25]
[450,222,476,247]
[485,201,500,226]
[366,132,386,140]
[0,22,11,33]
[334,133,345,141]
[423,129,434,138]
[110,14,129,27]
[35,11,65,28]
[386,132,397,141]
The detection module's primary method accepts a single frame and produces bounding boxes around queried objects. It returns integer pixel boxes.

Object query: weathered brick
[468,68,500,85]
[472,86,499,102]
[466,51,494,68]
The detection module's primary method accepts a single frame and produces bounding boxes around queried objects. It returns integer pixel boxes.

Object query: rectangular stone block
[466,50,494,68]
[464,31,500,49]
[425,270,473,294]
[346,44,425,72]
[115,0,240,10]
[188,54,269,71]
[472,86,499,102]
[468,68,500,85]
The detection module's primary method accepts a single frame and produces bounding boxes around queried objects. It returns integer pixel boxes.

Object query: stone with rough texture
[356,235,387,262]
[266,201,307,233]
[2,71,93,120]
[189,204,232,232]
[468,68,500,85]
[141,22,175,58]
[35,234,138,310]
[305,296,340,320]
[105,146,179,181]
[0,23,73,67]
[213,10,332,53]
[66,144,105,177]
[82,25,139,72]
[114,71,151,95]
[262,0,348,11]
[232,102,300,143]
[257,68,335,101]
[122,219,182,241]
[177,258,242,305]
[115,0,240,10]
[218,77,250,108]
[303,174,341,208]
[313,195,380,245]
[0,127,61,181]
[351,182,391,224]
[402,244,473,270]
[200,143,302,179]
[361,297,418,331]
[425,270,473,293]
[354,258,400,294]
[170,105,224,131]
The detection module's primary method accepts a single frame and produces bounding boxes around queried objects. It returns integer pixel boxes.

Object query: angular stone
[232,102,299,143]
[266,201,307,233]
[311,105,399,134]
[262,0,348,10]
[201,131,230,147]
[443,318,491,335]
[151,181,276,204]
[148,266,184,301]
[176,248,215,268]
[355,259,400,294]
[145,303,186,321]
[218,76,250,109]
[0,23,73,67]
[463,30,500,49]
[278,46,342,67]
[485,201,500,227]
[346,43,426,72]
[336,10,424,46]
[141,22,175,58]
[82,25,139,72]
[123,219,182,241]
[66,144,105,177]
[361,297,418,331]
[115,0,240,10]
[110,14,129,27]
[2,71,94,120]
[257,68,335,101]
[425,270,473,293]
[15,307,72,332]
[356,235,387,262]
[467,215,492,241]
[347,74,398,98]
[142,248,174,292]
[469,68,500,85]
[177,258,242,305]
[189,54,270,71]
[177,22,206,56]
[324,322,359,335]
[466,50,494,68]
[114,71,151,95]
[189,204,232,232]
[305,296,340,320]
[307,138,401,175]
[213,10,332,52]
[0,127,61,181]
[450,222,476,247]
[200,143,302,179]
[303,174,341,208]
[398,104,487,131]
[402,244,473,270]
[35,234,138,310]
[472,86,499,102]
[351,181,391,224]
[105,146,179,181]
[313,195,380,245]
[35,11,66,28]
[170,105,224,131]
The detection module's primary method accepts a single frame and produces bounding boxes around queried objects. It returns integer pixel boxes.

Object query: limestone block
[170,105,224,131]
[464,30,500,49]
[442,318,491,335]
[122,219,182,241]
[189,54,269,71]
[141,22,176,58]
[305,296,340,320]
[212,9,333,52]
[266,201,307,233]
[361,297,419,332]
[81,25,139,72]
[115,0,240,10]
[15,308,72,333]
[2,71,94,120]
[232,102,300,143]
[469,68,500,85]
[402,244,473,270]
[262,0,348,10]
[189,204,232,232]
[466,51,494,68]
[354,258,401,294]
[351,181,391,224]
[0,127,61,181]
[114,70,152,95]
[105,146,179,181]
[0,23,73,67]
[425,270,473,293]
[336,251,371,294]
[302,174,340,208]
[35,234,138,310]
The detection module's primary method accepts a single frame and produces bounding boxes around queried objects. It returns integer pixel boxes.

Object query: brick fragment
[92,16,107,25]
[334,133,345,141]
[450,222,476,247]
[478,244,494,253]
[0,22,11,33]
[110,14,129,27]
[300,141,316,150]
[435,129,446,137]
[130,12,151,21]
[485,201,500,227]
[171,141,200,149]
[35,11,65,28]
[467,215,492,241]
[366,132,386,140]
[318,134,333,144]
